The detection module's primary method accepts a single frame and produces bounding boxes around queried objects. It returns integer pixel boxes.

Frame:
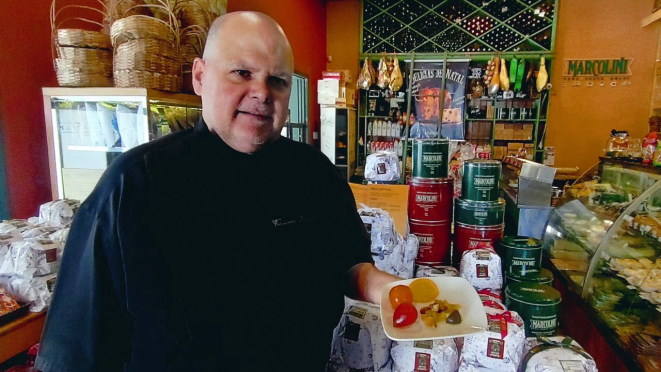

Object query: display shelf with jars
[43,87,201,202]
[543,157,661,372]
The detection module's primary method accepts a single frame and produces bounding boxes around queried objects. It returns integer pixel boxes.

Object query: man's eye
[234,70,251,78]
[270,77,288,87]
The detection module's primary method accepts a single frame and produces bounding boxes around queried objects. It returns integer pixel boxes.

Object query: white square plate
[380,277,487,341]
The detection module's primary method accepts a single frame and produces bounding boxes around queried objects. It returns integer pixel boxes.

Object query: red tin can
[407,177,454,222]
[453,222,504,266]
[410,219,452,265]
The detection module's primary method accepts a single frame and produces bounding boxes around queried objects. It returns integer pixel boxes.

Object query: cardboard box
[495,123,505,131]
[503,130,514,139]
[508,142,523,150]
[505,123,514,131]
[318,94,336,105]
[318,79,340,96]
[323,69,352,83]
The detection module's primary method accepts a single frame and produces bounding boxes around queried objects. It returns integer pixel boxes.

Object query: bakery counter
[543,158,661,372]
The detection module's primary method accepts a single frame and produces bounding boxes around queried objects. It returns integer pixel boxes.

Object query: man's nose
[249,78,271,104]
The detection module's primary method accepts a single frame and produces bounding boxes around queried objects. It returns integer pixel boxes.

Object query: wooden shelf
[0,311,46,363]
[642,9,661,27]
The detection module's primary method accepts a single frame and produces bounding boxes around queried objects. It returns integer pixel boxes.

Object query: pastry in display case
[544,157,661,371]
[43,87,201,202]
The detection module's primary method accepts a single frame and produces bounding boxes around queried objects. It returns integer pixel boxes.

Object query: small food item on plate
[393,303,418,328]
[389,285,413,308]
[410,278,440,303]
[419,299,462,327]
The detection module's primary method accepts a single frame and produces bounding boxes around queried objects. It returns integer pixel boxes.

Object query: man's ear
[192,58,205,96]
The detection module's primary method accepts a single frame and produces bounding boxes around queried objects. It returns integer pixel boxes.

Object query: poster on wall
[411,61,469,140]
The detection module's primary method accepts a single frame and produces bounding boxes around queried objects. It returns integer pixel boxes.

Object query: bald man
[36,12,396,371]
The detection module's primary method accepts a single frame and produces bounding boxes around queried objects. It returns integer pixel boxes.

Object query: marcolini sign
[563,57,633,77]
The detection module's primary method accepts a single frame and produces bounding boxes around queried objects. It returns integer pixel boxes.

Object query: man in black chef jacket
[35,11,398,372]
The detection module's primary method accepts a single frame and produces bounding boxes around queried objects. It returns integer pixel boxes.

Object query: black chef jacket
[35,119,373,372]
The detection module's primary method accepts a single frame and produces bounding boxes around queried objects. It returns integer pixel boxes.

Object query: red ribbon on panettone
[478,288,503,300]
[487,311,523,339]
[482,300,505,311]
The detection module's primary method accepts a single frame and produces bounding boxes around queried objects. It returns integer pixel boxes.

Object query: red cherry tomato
[393,303,418,328]
[389,285,413,308]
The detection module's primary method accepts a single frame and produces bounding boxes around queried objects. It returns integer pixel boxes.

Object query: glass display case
[43,87,201,202]
[544,157,661,372]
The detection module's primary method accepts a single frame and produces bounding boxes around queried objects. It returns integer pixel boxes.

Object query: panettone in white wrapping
[48,228,70,246]
[477,289,504,308]
[1,274,57,312]
[327,297,392,371]
[459,310,526,372]
[359,206,398,255]
[521,337,598,372]
[38,199,80,228]
[21,226,60,239]
[0,220,33,236]
[460,249,503,291]
[0,233,21,271]
[365,151,401,182]
[391,339,459,372]
[415,265,460,278]
[0,238,62,278]
[374,234,419,279]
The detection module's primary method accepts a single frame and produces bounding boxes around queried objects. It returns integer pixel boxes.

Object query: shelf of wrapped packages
[0,311,46,363]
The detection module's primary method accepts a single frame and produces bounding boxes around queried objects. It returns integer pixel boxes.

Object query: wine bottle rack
[361,0,557,54]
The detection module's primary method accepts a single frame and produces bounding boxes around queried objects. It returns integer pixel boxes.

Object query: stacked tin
[500,236,551,287]
[501,236,561,337]
[453,159,505,266]
[407,138,453,266]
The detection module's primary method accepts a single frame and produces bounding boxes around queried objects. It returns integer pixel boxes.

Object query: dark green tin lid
[505,268,553,283]
[505,282,561,305]
[464,159,501,168]
[501,236,543,250]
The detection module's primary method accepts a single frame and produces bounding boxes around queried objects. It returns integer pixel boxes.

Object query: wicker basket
[56,57,113,75]
[57,68,113,87]
[114,51,181,75]
[110,15,176,46]
[115,38,178,61]
[114,69,182,92]
[56,29,112,50]
[56,46,113,62]
[180,4,211,29]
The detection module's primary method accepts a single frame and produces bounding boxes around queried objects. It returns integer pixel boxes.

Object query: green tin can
[501,236,543,274]
[504,268,554,290]
[506,282,561,337]
[461,160,501,201]
[411,138,449,178]
[454,198,505,226]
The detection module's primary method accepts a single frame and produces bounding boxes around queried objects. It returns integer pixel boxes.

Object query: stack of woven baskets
[111,13,182,92]
[54,29,114,87]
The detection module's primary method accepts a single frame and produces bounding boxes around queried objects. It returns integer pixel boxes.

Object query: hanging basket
[114,69,182,92]
[110,14,176,46]
[56,29,112,50]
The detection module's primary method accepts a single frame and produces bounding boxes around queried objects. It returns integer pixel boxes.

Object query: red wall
[228,0,327,147]
[0,0,61,218]
[0,0,326,218]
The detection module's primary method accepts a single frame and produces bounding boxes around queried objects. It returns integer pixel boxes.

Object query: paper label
[560,360,587,372]
[414,352,432,372]
[487,338,505,359]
